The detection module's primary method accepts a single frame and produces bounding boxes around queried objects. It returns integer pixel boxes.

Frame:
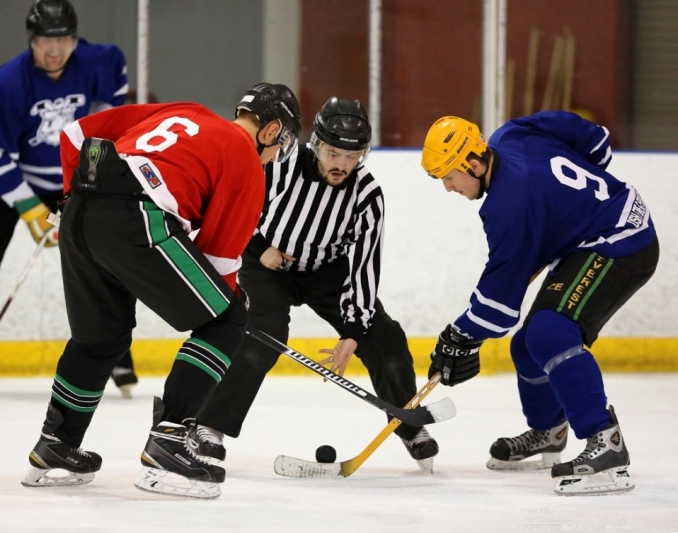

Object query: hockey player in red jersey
[21,83,302,499]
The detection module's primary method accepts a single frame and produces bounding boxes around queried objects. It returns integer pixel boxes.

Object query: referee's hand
[319,338,357,380]
[260,246,296,271]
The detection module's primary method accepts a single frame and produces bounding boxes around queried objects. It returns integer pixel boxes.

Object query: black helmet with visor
[310,96,372,167]
[235,83,302,163]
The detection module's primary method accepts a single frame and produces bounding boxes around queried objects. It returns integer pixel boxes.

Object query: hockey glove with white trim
[428,325,483,387]
[17,199,58,247]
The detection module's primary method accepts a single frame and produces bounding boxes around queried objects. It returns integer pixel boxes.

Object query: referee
[195,96,439,470]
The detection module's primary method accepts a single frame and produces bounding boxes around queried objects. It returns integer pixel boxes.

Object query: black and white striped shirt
[247,144,385,338]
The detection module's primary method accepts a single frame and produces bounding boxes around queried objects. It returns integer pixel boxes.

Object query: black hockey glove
[428,325,483,387]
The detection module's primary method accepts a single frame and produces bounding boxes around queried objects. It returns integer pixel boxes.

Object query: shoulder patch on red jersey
[139,163,162,188]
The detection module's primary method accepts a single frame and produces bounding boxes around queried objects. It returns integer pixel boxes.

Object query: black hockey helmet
[235,82,302,163]
[26,0,78,40]
[310,97,372,168]
[313,96,372,151]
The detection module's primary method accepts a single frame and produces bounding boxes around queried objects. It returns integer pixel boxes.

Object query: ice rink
[1,373,677,533]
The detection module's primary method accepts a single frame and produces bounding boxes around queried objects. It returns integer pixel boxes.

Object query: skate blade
[274,455,343,479]
[21,467,95,487]
[415,457,435,474]
[133,466,221,499]
[118,384,135,399]
[486,452,561,471]
[554,467,635,496]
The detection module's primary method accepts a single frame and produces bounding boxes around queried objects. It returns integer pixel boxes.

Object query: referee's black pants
[197,249,422,441]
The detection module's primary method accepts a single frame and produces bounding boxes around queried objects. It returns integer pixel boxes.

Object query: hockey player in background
[20,83,303,499]
[0,0,137,396]
[193,96,440,472]
[421,111,658,495]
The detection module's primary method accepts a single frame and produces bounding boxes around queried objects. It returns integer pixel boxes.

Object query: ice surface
[1,374,677,532]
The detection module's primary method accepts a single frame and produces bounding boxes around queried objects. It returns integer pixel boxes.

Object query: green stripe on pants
[143,203,229,316]
[557,253,597,312]
[176,353,221,382]
[573,259,615,320]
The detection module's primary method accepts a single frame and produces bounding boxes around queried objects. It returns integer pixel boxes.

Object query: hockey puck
[315,445,337,463]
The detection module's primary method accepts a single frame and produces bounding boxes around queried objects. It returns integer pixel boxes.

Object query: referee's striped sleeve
[340,182,385,338]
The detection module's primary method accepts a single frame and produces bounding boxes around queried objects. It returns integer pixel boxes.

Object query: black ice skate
[486,419,568,471]
[186,424,226,464]
[552,406,634,495]
[21,404,102,487]
[110,366,138,399]
[402,428,439,473]
[133,397,226,499]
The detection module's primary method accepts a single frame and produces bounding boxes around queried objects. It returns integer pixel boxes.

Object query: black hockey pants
[49,140,246,447]
[197,249,422,441]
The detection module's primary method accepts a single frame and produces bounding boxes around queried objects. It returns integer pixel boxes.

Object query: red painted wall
[300,0,632,147]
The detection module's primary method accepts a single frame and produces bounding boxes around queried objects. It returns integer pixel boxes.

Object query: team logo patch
[89,145,100,166]
[139,163,162,188]
[29,94,86,147]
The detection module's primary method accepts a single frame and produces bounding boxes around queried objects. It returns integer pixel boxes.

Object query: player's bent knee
[67,331,133,361]
[524,310,584,368]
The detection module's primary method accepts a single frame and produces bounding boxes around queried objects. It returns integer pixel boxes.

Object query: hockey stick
[274,372,445,478]
[0,233,49,322]
[245,327,455,426]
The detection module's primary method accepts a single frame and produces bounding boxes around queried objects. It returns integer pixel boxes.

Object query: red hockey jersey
[60,102,265,289]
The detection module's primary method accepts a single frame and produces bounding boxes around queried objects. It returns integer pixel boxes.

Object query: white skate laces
[196,425,223,446]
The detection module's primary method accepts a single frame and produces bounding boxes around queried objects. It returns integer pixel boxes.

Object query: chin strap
[470,148,499,200]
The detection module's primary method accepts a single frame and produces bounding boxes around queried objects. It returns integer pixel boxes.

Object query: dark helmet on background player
[235,83,302,163]
[26,0,78,41]
[310,96,372,167]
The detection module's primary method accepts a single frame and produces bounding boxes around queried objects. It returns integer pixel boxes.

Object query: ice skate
[111,366,138,399]
[187,424,226,465]
[487,419,568,471]
[21,404,102,487]
[402,428,439,473]
[134,398,225,499]
[552,406,634,495]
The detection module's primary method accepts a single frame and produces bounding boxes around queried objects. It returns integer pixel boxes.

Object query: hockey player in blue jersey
[421,111,659,495]
[0,0,137,396]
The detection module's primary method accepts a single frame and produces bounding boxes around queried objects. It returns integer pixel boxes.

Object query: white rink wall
[0,151,675,341]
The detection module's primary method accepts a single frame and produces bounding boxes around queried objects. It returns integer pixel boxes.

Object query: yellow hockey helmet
[421,116,488,179]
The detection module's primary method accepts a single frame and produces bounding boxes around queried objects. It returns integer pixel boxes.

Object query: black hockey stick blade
[246,327,456,426]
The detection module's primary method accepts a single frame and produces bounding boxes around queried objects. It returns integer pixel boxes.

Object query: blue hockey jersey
[454,111,656,340]
[0,38,127,206]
